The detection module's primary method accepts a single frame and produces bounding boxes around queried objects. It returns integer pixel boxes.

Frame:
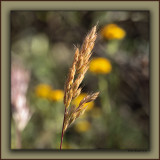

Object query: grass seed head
[62,25,99,132]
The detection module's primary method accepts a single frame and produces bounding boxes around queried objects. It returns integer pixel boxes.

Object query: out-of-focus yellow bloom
[49,90,64,102]
[89,58,112,74]
[74,120,91,133]
[61,142,71,149]
[101,24,126,40]
[35,84,52,98]
[72,93,94,111]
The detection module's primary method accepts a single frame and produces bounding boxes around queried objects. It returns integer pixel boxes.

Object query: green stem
[98,75,111,115]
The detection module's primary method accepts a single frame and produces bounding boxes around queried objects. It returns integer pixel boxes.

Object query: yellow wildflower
[101,24,126,40]
[61,142,71,149]
[89,57,112,74]
[74,120,91,133]
[72,93,94,111]
[49,90,64,102]
[35,84,52,98]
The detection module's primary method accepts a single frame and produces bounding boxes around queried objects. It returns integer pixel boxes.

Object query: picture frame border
[1,0,159,159]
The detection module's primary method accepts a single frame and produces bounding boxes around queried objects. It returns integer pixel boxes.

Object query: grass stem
[60,107,67,150]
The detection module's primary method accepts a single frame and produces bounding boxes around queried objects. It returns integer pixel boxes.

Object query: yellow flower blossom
[101,24,126,40]
[72,93,94,111]
[35,84,52,98]
[74,120,91,133]
[60,142,71,149]
[89,58,112,74]
[49,90,64,102]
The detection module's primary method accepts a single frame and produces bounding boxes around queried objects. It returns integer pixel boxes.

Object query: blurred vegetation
[11,11,149,150]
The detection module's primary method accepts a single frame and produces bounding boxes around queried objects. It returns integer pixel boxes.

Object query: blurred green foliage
[11,11,149,150]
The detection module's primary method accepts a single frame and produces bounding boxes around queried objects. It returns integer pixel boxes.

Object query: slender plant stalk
[60,25,99,150]
[60,107,66,150]
[98,75,111,115]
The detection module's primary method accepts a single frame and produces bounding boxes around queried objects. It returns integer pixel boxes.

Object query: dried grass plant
[60,25,99,149]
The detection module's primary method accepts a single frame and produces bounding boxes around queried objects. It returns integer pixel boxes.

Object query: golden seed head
[62,25,99,133]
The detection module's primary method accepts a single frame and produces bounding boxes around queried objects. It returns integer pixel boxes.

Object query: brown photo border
[1,0,159,159]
